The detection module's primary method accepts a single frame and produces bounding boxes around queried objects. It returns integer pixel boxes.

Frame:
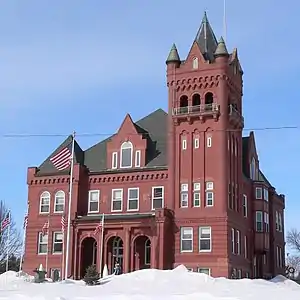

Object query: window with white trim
[199,227,211,252]
[180,184,188,208]
[194,137,199,149]
[231,228,235,254]
[205,182,214,206]
[52,232,63,254]
[244,235,248,259]
[135,150,141,167]
[236,230,241,255]
[255,187,262,199]
[279,247,282,267]
[250,157,256,180]
[111,189,123,212]
[278,212,282,232]
[88,190,100,213]
[39,191,50,214]
[54,191,65,213]
[182,138,187,150]
[207,136,212,148]
[127,188,139,211]
[193,183,200,207]
[180,227,193,252]
[255,211,263,232]
[112,152,118,169]
[192,57,198,69]
[263,188,269,201]
[120,141,133,168]
[275,211,279,231]
[242,194,247,217]
[264,212,269,232]
[38,232,48,254]
[197,268,210,275]
[152,186,164,209]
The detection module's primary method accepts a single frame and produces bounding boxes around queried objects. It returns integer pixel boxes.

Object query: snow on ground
[0,265,299,300]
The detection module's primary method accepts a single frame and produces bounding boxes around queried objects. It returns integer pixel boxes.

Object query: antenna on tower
[223,0,227,43]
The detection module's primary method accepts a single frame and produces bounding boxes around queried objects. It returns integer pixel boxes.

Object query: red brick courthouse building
[23,12,285,279]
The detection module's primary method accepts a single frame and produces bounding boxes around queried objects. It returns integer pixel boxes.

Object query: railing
[173,103,219,116]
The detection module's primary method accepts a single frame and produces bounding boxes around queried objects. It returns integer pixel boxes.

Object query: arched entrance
[133,236,151,271]
[81,237,97,278]
[107,236,123,274]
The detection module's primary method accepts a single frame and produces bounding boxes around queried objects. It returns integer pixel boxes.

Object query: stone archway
[133,235,151,271]
[107,236,124,275]
[80,237,97,278]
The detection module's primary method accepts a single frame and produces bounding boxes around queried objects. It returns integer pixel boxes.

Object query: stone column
[124,227,131,273]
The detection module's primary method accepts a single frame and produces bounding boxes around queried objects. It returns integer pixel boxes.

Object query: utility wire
[0,125,298,139]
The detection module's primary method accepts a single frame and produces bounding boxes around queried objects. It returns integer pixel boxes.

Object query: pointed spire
[214,36,229,57]
[194,11,218,61]
[166,43,180,65]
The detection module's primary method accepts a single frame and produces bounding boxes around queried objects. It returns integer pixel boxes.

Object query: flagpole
[61,231,65,280]
[64,131,76,280]
[223,0,227,42]
[19,217,27,273]
[99,213,104,278]
[45,214,50,277]
[5,210,11,272]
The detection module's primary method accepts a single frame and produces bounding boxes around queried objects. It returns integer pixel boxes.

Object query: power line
[0,125,298,139]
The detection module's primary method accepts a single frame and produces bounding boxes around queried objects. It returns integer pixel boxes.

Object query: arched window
[179,95,188,114]
[54,191,65,213]
[192,57,198,69]
[120,141,133,168]
[145,238,151,265]
[39,191,50,214]
[204,92,214,111]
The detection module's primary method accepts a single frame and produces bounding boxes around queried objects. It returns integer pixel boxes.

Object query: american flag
[94,223,102,235]
[61,215,67,232]
[1,211,10,231]
[23,214,28,229]
[42,221,49,236]
[50,142,73,171]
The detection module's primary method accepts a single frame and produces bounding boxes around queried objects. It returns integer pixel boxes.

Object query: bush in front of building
[83,264,99,285]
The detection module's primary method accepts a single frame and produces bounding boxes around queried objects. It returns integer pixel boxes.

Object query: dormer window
[192,57,198,69]
[250,157,256,180]
[112,152,118,169]
[120,141,133,168]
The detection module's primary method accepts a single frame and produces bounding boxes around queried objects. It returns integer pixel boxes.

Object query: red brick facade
[23,12,285,280]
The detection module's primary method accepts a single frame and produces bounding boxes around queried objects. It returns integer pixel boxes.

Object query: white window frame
[231,228,235,254]
[180,227,193,252]
[193,183,201,207]
[180,183,188,208]
[135,150,141,167]
[242,194,248,217]
[120,141,133,168]
[52,231,63,254]
[207,136,212,148]
[38,232,48,255]
[197,268,211,276]
[275,211,279,231]
[112,151,118,169]
[111,189,123,212]
[192,57,199,69]
[244,235,248,259]
[236,230,240,255]
[278,212,282,232]
[127,187,139,211]
[263,188,269,201]
[255,211,263,232]
[39,191,50,214]
[151,186,164,210]
[255,187,262,199]
[264,212,269,232]
[199,226,212,252]
[194,137,199,149]
[54,191,65,213]
[88,190,100,213]
[182,138,187,150]
[205,181,214,207]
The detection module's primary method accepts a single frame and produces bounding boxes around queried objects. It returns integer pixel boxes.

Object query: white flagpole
[64,132,76,280]
[45,215,50,277]
[5,210,11,272]
[19,221,26,273]
[223,0,227,42]
[99,213,104,278]
[61,231,65,280]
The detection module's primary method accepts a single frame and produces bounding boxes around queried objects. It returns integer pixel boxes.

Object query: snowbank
[0,266,298,299]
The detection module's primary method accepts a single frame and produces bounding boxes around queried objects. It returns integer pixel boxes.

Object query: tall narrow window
[135,150,141,167]
[38,232,48,254]
[278,213,282,232]
[256,211,263,232]
[112,152,118,169]
[39,191,50,214]
[205,182,214,206]
[255,187,262,199]
[111,189,123,212]
[207,136,212,148]
[194,137,199,149]
[236,230,241,255]
[152,187,164,209]
[127,188,139,211]
[263,188,269,201]
[244,235,248,259]
[180,227,193,252]
[242,194,248,217]
[182,138,187,150]
[199,227,212,252]
[275,211,279,231]
[120,141,133,168]
[192,57,199,69]
[52,232,63,254]
[193,183,200,207]
[54,191,65,213]
[264,212,269,232]
[231,228,235,254]
[180,184,188,208]
[88,190,100,213]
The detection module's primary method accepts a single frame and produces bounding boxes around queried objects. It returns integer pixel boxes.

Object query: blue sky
[0,0,299,244]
